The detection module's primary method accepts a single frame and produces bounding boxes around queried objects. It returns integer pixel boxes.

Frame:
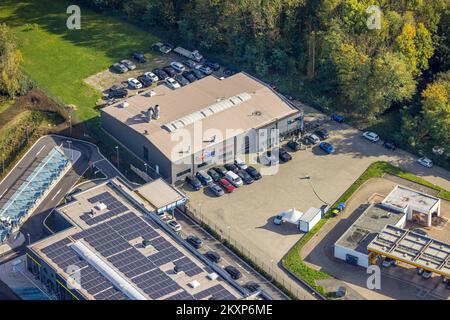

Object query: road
[0,134,132,294]
[173,208,289,300]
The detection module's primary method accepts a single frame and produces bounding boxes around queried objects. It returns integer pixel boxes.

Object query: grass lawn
[282,161,450,298]
[0,0,159,122]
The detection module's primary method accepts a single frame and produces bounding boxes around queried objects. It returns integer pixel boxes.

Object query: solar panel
[194,284,235,300]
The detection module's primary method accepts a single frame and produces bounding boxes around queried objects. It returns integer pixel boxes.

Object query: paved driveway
[183,102,450,299]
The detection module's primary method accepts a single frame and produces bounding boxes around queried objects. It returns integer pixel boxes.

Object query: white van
[225,171,243,187]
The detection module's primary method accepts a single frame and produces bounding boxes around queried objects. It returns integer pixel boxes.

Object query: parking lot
[181,103,450,299]
[84,44,230,103]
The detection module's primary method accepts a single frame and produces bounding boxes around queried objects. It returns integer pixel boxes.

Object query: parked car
[127,78,142,89]
[273,214,284,225]
[245,166,262,180]
[223,68,238,77]
[167,219,182,232]
[234,158,248,170]
[224,163,239,173]
[204,60,220,71]
[287,140,301,151]
[185,175,202,191]
[224,265,242,280]
[170,61,186,73]
[165,77,181,90]
[319,142,334,154]
[208,182,225,197]
[163,66,178,77]
[260,149,279,165]
[192,69,205,79]
[306,134,321,145]
[383,141,396,151]
[275,148,292,162]
[121,59,136,70]
[186,235,203,249]
[382,257,396,268]
[174,75,190,86]
[132,52,146,63]
[225,171,243,187]
[153,68,169,80]
[315,129,329,140]
[417,157,433,168]
[422,270,432,279]
[182,71,197,83]
[218,178,235,193]
[144,71,159,82]
[205,251,221,263]
[111,62,128,73]
[362,131,380,142]
[137,75,152,87]
[184,59,198,69]
[198,65,213,75]
[237,170,254,184]
[331,114,345,123]
[152,42,172,54]
[108,85,128,99]
[196,171,213,186]
[207,168,221,182]
[213,166,228,177]
[244,281,261,293]
[164,42,176,50]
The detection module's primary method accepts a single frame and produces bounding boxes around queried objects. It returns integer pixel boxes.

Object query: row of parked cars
[185,159,262,196]
[361,131,434,168]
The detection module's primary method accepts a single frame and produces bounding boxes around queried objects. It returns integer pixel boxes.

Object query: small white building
[381,185,440,227]
[334,204,406,268]
[298,207,322,232]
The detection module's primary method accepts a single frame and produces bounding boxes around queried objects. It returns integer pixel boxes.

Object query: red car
[219,178,235,193]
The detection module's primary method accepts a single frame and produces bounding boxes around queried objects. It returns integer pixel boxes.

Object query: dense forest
[78,0,449,163]
[4,0,449,164]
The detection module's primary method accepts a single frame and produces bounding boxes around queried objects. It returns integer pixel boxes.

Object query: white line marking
[0,188,8,199]
[36,145,46,156]
[50,189,61,201]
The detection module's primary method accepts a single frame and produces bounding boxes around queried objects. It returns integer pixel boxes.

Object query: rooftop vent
[95,203,107,211]
[163,92,252,132]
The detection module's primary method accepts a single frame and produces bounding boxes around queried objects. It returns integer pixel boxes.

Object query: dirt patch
[0,89,69,129]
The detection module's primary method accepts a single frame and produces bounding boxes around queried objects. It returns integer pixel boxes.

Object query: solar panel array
[80,192,128,226]
[41,238,128,300]
[40,193,238,300]
[194,284,237,300]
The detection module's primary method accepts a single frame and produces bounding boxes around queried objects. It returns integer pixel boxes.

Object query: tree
[421,76,450,147]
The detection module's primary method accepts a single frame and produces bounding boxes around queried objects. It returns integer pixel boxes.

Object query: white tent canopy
[281,208,303,224]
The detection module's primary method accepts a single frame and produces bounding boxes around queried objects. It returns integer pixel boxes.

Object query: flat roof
[135,179,186,212]
[101,72,299,162]
[29,178,242,300]
[300,207,321,223]
[382,185,440,213]
[335,204,405,254]
[368,225,450,277]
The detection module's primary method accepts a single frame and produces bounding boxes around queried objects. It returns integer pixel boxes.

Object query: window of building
[143,146,149,161]
[176,169,191,177]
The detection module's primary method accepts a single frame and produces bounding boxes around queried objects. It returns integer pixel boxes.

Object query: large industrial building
[101,72,303,183]
[26,178,244,300]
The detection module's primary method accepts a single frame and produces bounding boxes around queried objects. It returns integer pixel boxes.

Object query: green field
[0,0,159,121]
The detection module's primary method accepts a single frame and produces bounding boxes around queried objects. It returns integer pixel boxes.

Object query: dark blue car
[319,142,334,154]
[331,114,345,123]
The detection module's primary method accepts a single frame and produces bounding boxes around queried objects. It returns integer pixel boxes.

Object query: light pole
[27,233,31,246]
[227,226,231,243]
[144,163,148,176]
[69,114,72,136]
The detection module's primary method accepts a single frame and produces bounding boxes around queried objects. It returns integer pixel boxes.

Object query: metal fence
[184,203,318,300]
